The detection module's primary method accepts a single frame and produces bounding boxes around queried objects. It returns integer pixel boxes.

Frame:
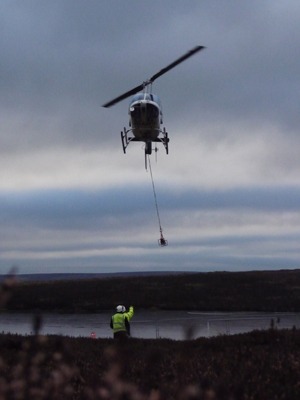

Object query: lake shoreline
[1,310,298,339]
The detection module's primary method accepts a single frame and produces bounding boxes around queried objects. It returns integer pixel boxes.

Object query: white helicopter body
[102,46,205,166]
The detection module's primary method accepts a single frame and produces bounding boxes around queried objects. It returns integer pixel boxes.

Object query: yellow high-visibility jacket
[111,306,134,334]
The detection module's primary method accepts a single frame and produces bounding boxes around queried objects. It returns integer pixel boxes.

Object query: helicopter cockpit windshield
[130,93,161,106]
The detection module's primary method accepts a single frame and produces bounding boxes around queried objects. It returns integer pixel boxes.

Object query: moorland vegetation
[0,327,300,399]
[1,271,300,399]
[4,269,300,313]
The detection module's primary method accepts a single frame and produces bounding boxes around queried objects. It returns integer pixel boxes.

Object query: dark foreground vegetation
[0,328,300,400]
[1,272,300,399]
[5,269,300,312]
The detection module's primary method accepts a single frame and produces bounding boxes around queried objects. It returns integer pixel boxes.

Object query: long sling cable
[148,155,168,246]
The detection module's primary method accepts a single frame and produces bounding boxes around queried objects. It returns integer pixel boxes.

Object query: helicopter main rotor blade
[149,45,205,83]
[102,45,205,108]
[102,83,144,108]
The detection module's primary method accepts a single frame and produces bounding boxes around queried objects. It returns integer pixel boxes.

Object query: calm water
[0,311,299,340]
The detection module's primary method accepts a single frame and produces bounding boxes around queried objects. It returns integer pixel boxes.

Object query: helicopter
[102,46,205,169]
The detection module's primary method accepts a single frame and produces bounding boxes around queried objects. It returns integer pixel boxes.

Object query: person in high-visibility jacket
[110,305,134,339]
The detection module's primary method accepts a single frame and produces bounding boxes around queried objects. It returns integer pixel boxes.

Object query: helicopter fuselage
[128,93,163,142]
[103,45,205,167]
[120,91,168,163]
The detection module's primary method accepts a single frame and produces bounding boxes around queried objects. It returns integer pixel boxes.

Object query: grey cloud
[1,1,300,273]
[1,184,300,224]
[2,1,300,131]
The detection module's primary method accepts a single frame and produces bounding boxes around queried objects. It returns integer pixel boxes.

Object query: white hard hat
[116,305,126,313]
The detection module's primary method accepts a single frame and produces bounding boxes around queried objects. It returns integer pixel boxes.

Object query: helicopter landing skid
[160,127,169,155]
[121,127,169,155]
[120,127,134,154]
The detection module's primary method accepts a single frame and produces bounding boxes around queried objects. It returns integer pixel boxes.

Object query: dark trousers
[114,330,129,340]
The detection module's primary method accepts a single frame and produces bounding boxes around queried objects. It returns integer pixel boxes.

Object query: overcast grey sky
[1,0,300,274]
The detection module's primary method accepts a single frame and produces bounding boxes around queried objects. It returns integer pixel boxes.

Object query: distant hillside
[3,269,300,313]
[0,271,189,282]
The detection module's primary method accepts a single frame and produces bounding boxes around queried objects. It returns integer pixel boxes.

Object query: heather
[0,328,300,399]
[1,272,300,399]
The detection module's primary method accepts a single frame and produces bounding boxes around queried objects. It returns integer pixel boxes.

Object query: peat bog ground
[0,328,300,399]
